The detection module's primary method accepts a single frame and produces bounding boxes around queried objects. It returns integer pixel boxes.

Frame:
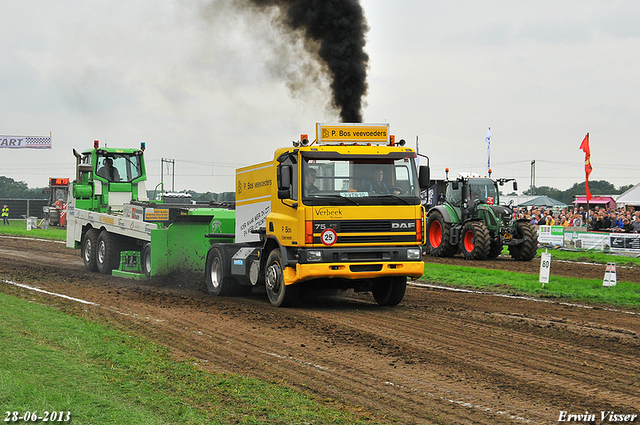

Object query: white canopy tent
[616,182,640,209]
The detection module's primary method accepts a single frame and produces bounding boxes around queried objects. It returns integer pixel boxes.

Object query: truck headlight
[307,250,323,262]
[407,248,421,260]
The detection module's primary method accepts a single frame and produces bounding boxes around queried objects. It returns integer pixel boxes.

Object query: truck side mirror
[452,181,459,190]
[277,165,292,199]
[513,181,518,191]
[418,165,430,189]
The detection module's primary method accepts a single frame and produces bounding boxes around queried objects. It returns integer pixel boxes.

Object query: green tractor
[425,175,538,261]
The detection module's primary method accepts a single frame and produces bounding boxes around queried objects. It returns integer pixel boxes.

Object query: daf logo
[392,222,415,229]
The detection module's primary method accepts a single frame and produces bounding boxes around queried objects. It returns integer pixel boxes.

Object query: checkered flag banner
[0,135,52,149]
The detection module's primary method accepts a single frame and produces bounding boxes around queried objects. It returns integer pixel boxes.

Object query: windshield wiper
[314,195,360,206]
[375,194,413,205]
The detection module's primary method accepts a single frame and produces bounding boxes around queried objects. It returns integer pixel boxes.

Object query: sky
[1,0,639,195]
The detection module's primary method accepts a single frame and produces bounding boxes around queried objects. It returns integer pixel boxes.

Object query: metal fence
[0,198,49,219]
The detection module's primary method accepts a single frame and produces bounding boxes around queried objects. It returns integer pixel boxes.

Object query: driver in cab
[367,168,401,195]
[97,158,121,182]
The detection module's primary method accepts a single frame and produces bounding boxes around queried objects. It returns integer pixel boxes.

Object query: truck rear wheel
[205,246,239,296]
[460,221,490,260]
[372,276,406,306]
[508,222,538,261]
[96,231,121,275]
[265,249,298,307]
[82,228,99,272]
[426,211,456,257]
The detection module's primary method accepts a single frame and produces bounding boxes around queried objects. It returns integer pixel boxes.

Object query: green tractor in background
[425,174,538,261]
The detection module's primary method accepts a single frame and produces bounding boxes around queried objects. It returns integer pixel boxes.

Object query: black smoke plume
[246,0,369,123]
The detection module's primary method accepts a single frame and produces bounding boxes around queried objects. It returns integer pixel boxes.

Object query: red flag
[580,133,593,200]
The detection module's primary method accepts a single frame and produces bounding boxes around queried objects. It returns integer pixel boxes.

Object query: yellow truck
[206,123,430,307]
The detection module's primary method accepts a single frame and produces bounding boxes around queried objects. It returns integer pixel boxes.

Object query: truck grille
[339,220,391,232]
[312,219,417,245]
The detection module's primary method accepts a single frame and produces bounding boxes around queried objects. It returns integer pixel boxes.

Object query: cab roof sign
[316,123,389,145]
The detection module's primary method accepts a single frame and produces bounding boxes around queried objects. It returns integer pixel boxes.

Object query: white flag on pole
[486,127,491,174]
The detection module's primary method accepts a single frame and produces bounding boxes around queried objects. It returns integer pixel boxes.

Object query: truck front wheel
[372,276,407,306]
[82,228,99,272]
[96,231,121,275]
[265,249,298,307]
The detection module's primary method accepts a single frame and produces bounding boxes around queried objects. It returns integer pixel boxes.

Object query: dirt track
[1,235,639,424]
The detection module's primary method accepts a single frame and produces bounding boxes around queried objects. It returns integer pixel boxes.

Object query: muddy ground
[1,235,639,424]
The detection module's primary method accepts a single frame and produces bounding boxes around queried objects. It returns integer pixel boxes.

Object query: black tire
[142,243,152,278]
[487,240,503,259]
[426,210,457,257]
[205,246,238,296]
[372,276,407,306]
[81,228,99,272]
[508,221,539,261]
[264,249,298,307]
[96,231,122,275]
[460,221,490,260]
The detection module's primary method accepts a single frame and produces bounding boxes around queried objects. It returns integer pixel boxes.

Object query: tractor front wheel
[508,222,539,261]
[460,221,490,260]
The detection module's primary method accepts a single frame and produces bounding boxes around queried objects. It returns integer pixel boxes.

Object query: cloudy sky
[1,0,638,194]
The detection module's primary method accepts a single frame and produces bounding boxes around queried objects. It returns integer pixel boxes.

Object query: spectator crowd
[510,205,640,233]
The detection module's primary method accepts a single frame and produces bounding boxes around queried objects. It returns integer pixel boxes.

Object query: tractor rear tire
[265,249,299,307]
[82,228,99,272]
[372,276,407,306]
[508,222,538,261]
[426,211,457,257]
[96,231,122,275]
[460,221,490,260]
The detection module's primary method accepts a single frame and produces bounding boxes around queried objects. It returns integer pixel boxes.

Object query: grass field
[0,219,66,240]
[1,224,638,423]
[416,263,640,309]
[0,293,378,425]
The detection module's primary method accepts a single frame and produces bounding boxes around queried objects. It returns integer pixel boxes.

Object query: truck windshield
[301,155,420,205]
[96,153,143,182]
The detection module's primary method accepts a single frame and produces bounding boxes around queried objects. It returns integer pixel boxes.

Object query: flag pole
[486,127,491,175]
[586,178,590,231]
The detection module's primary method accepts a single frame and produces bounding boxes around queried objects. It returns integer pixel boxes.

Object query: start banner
[0,135,51,149]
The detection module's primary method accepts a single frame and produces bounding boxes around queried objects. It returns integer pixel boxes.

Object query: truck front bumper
[283,260,425,286]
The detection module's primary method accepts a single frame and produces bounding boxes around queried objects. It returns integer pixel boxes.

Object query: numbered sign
[603,262,617,287]
[320,228,337,246]
[539,252,551,284]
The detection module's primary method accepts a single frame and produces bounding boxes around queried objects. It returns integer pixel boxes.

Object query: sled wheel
[82,228,99,272]
[96,231,121,275]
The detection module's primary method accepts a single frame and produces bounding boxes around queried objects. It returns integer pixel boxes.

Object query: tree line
[520,180,634,204]
[1,175,634,204]
[0,175,235,202]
